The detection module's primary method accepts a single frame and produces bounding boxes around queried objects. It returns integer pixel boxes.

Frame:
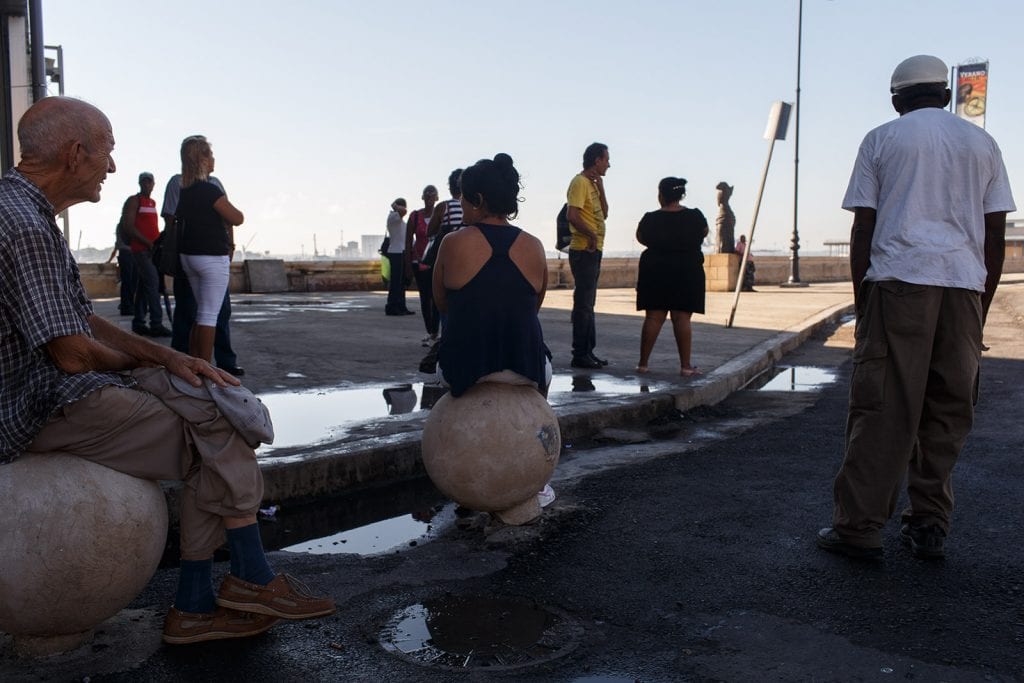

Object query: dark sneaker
[816,527,883,560]
[162,606,278,645]
[570,356,602,369]
[222,366,246,377]
[131,324,151,336]
[216,573,336,620]
[590,354,610,366]
[148,323,172,337]
[900,523,945,560]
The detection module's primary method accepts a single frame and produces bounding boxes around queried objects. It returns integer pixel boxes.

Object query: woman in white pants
[176,136,244,362]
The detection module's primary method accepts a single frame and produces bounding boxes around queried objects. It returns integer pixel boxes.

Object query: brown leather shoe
[162,606,278,645]
[216,573,336,620]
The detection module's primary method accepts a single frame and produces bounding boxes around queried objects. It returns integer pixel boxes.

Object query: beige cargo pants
[832,280,982,547]
[27,368,264,560]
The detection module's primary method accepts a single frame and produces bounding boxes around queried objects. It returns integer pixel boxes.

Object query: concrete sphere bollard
[422,382,561,525]
[0,454,168,656]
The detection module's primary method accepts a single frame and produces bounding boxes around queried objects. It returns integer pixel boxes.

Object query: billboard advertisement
[955,62,988,129]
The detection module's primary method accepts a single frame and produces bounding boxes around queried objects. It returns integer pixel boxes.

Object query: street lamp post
[44,44,70,243]
[785,0,807,286]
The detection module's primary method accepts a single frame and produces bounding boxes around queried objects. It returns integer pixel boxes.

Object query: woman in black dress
[635,177,708,375]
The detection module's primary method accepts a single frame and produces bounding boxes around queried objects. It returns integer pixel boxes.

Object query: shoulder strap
[478,224,520,256]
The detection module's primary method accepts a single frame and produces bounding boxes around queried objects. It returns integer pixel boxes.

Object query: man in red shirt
[121,172,170,336]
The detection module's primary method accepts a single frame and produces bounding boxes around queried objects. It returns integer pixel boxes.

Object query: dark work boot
[900,523,945,560]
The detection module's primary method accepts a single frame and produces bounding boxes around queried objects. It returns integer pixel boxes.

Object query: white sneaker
[537,484,556,508]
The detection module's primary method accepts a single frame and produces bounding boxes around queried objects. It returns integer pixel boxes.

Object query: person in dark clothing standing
[107,220,136,316]
[634,176,708,376]
[121,172,170,337]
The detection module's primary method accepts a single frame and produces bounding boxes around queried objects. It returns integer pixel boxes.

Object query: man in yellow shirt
[567,142,610,368]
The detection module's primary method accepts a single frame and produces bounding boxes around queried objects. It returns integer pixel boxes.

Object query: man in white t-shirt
[818,55,1015,561]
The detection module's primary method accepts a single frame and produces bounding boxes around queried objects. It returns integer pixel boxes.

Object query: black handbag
[153,218,184,277]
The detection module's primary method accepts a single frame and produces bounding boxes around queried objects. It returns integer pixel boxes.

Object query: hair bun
[493,152,514,167]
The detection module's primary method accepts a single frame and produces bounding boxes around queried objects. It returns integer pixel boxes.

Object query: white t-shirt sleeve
[386,211,406,252]
[841,136,879,212]
[983,142,1017,214]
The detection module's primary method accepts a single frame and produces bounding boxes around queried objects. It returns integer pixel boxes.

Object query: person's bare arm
[427,203,445,238]
[849,207,876,311]
[213,196,244,226]
[403,212,416,277]
[46,330,136,373]
[405,211,416,254]
[432,239,449,313]
[567,206,597,252]
[46,315,237,387]
[534,238,548,310]
[982,211,1007,325]
[119,195,152,249]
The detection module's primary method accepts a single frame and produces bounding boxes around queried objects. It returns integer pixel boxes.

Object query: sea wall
[78,254,1024,299]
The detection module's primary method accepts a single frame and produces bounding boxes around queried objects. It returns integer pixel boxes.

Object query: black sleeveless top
[177,180,230,256]
[438,224,546,397]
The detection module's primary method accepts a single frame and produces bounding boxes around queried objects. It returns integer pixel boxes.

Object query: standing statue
[715,182,736,253]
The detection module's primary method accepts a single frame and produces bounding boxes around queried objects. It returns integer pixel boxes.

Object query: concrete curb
[257,301,855,505]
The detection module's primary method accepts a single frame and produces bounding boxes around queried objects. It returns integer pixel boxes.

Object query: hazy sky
[44,0,1021,257]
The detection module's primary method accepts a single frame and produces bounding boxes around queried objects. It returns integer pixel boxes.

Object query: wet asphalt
[4,281,1024,681]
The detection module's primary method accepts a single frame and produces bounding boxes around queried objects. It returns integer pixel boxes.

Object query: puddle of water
[261,302,371,313]
[160,475,449,566]
[233,301,372,322]
[263,477,448,557]
[548,374,659,396]
[282,509,445,556]
[379,595,578,670]
[755,366,837,392]
[256,383,438,453]
[258,375,655,453]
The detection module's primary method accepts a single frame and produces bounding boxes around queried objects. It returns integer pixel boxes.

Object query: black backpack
[555,203,571,252]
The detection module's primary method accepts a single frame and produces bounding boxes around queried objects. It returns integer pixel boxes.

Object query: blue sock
[174,559,216,613]
[226,523,275,585]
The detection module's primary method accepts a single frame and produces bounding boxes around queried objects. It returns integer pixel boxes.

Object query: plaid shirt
[0,169,132,463]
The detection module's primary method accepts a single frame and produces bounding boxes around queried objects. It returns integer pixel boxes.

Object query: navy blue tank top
[438,224,546,397]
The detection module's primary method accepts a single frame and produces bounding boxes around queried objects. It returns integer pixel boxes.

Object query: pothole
[379,595,581,671]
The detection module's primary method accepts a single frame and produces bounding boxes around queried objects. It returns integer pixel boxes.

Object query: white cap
[890,55,949,92]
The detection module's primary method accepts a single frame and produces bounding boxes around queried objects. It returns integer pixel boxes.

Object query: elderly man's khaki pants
[831,281,982,547]
[27,368,264,560]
